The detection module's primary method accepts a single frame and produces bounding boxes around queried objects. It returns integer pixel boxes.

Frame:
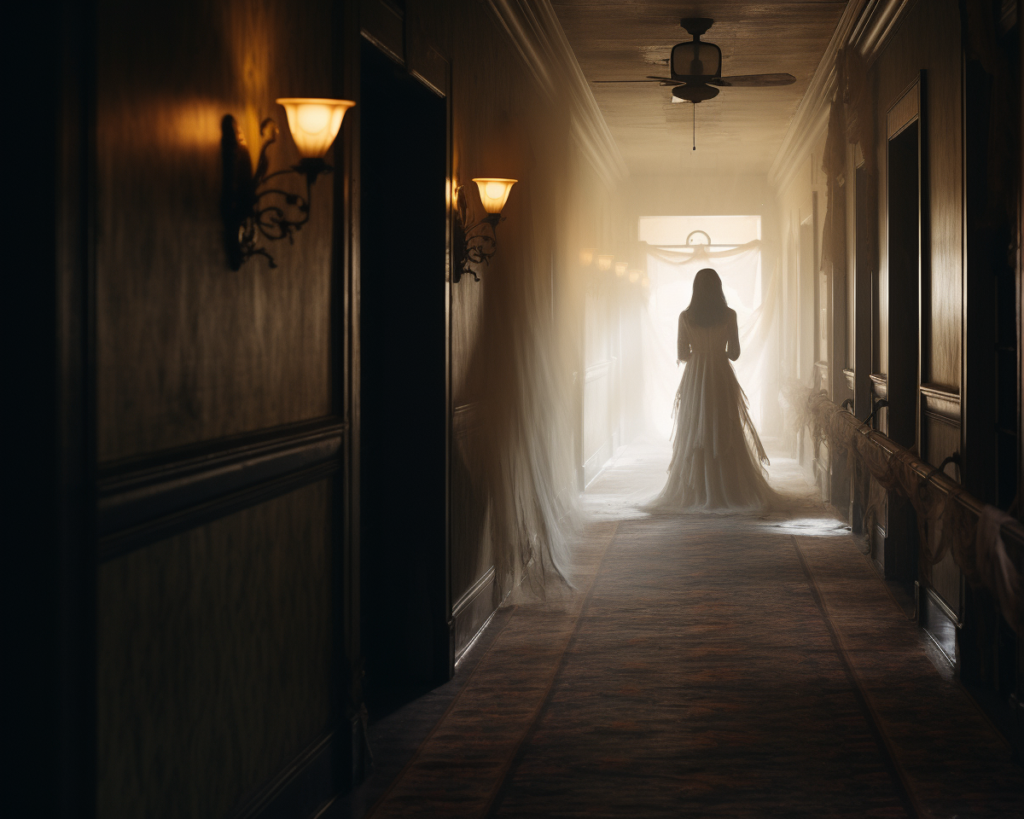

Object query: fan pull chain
[692,103,696,150]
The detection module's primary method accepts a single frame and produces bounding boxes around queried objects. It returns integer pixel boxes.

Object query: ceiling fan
[595,18,796,104]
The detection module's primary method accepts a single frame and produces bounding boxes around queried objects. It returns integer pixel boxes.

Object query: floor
[332,440,1023,818]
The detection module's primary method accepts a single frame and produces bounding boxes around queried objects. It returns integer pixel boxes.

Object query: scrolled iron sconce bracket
[221,115,331,270]
[453,185,504,283]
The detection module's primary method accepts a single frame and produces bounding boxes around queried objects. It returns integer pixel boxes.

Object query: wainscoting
[451,402,496,662]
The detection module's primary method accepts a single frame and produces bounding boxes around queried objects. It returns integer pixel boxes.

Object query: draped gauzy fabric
[791,388,1023,632]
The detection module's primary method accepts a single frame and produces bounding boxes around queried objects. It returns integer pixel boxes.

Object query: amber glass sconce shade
[221,98,355,269]
[453,178,517,282]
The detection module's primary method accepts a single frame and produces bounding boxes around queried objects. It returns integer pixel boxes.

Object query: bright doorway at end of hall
[639,215,766,439]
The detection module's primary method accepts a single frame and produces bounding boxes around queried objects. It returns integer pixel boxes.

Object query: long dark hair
[684,268,730,327]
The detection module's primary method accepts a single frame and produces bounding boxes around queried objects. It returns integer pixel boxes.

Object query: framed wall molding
[98,418,345,561]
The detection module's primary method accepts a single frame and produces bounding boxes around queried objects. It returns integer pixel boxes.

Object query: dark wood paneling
[869,372,888,400]
[98,418,344,560]
[95,0,336,462]
[450,402,493,605]
[451,566,496,662]
[231,730,339,819]
[920,382,961,425]
[97,481,334,819]
[874,0,962,390]
[885,104,921,452]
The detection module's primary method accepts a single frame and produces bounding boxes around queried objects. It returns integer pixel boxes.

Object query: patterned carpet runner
[354,449,1022,818]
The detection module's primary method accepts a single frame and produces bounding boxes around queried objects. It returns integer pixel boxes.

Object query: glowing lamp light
[614,261,628,277]
[641,276,650,288]
[276,98,355,158]
[472,178,517,214]
[454,177,518,282]
[580,248,595,266]
[628,271,641,284]
[222,97,355,269]
[596,254,614,271]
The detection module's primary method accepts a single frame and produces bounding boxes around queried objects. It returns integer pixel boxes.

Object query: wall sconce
[580,248,595,266]
[221,97,355,269]
[614,261,628,277]
[453,178,517,282]
[628,270,641,284]
[596,254,614,272]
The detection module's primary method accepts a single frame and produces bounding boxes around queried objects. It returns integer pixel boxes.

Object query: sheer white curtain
[640,240,779,438]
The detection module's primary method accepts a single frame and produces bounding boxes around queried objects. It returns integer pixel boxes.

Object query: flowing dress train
[648,310,774,513]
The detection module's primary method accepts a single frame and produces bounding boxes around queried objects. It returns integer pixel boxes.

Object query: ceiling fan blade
[710,73,796,88]
[592,78,668,84]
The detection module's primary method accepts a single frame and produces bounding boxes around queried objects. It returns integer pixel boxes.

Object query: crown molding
[768,0,912,194]
[487,0,628,189]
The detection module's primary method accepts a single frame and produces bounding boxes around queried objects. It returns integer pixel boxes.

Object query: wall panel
[873,0,962,389]
[97,481,333,818]
[95,0,335,462]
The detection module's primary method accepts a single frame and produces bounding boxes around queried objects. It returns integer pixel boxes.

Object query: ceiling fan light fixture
[672,84,719,103]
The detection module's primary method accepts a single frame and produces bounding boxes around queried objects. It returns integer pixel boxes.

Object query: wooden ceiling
[551,1,848,178]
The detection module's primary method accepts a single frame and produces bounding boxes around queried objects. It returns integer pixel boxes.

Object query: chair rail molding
[769,0,912,194]
[487,0,628,189]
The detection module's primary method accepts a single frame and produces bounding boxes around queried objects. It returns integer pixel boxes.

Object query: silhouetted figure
[647,268,775,512]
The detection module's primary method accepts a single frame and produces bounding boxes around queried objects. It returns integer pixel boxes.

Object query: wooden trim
[843,368,856,390]
[920,383,961,426]
[921,582,961,628]
[769,0,912,192]
[887,76,921,138]
[230,729,341,819]
[406,0,447,97]
[451,567,496,662]
[869,372,888,399]
[486,0,627,188]
[360,0,403,65]
[452,566,495,619]
[98,419,345,561]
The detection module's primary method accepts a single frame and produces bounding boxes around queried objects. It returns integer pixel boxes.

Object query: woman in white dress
[648,268,775,513]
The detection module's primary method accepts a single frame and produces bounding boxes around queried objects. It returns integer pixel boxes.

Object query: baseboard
[452,566,496,662]
[918,582,957,666]
[230,726,350,819]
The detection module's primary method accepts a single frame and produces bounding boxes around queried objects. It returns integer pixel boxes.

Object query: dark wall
[90,0,345,815]
[95,0,335,462]
[27,0,627,814]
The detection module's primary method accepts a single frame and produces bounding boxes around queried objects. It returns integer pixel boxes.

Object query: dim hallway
[334,442,1023,818]
[15,0,1024,816]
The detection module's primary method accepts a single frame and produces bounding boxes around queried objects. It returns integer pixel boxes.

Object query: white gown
[648,309,774,513]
